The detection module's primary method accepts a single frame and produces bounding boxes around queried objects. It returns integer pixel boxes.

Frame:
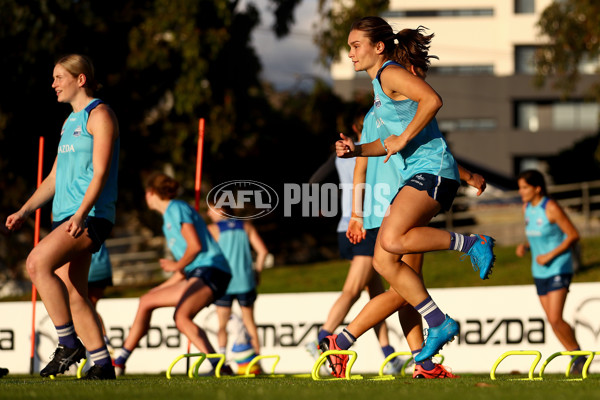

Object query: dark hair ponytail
[350,17,437,77]
[393,27,437,78]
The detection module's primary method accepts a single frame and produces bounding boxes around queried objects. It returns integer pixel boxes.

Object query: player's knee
[546,314,564,327]
[341,287,362,303]
[25,252,44,282]
[379,232,408,255]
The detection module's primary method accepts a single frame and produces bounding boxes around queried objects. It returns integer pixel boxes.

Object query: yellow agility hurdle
[166,352,226,379]
[76,358,87,379]
[490,350,542,381]
[236,355,282,378]
[312,350,361,381]
[538,350,595,381]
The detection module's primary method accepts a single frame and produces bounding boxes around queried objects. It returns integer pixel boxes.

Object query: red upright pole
[188,118,205,358]
[195,118,205,211]
[30,136,44,374]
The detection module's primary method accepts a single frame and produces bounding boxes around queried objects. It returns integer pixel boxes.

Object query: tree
[535,0,600,178]
[535,0,600,99]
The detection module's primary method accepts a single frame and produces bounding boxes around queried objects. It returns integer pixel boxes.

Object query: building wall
[330,0,599,181]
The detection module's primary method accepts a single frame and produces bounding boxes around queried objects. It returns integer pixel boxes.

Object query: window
[430,65,494,75]
[515,101,599,131]
[515,0,535,14]
[438,118,497,131]
[515,46,537,74]
[382,9,494,18]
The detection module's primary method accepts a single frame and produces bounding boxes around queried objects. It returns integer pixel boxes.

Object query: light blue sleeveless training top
[371,61,459,183]
[53,99,119,223]
[360,107,400,229]
[163,200,230,275]
[525,197,573,279]
[216,219,255,294]
[88,243,112,282]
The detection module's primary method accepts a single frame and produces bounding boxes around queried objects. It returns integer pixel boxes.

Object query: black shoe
[40,341,86,377]
[82,364,116,380]
[0,367,8,378]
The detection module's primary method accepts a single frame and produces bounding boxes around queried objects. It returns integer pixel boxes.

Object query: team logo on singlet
[374,95,382,108]
[73,126,82,137]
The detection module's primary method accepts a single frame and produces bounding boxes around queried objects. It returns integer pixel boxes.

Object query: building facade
[331,0,599,185]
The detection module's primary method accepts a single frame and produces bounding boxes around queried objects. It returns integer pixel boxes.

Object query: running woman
[323,17,496,375]
[207,205,268,369]
[516,169,585,374]
[6,54,119,379]
[112,173,232,376]
[307,110,404,374]
[341,29,487,379]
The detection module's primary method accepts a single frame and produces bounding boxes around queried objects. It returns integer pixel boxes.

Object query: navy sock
[318,329,332,342]
[415,296,446,328]
[449,232,477,253]
[89,346,112,368]
[335,329,356,350]
[115,347,132,366]
[412,349,435,370]
[55,322,78,348]
[381,345,395,358]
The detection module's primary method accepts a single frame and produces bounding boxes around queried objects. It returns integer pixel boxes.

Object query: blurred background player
[307,110,404,374]
[112,172,232,376]
[516,169,586,374]
[207,205,268,374]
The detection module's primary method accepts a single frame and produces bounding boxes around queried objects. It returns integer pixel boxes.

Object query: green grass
[1,374,599,400]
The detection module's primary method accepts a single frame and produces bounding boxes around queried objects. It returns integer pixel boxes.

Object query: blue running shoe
[463,234,495,280]
[415,315,458,362]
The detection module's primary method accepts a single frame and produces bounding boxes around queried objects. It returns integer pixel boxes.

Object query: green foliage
[535,0,600,98]
[315,0,390,65]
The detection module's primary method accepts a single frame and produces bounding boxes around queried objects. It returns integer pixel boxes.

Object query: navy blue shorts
[88,277,113,289]
[214,289,258,307]
[534,274,572,296]
[338,227,378,260]
[398,173,460,212]
[185,267,232,300]
[52,216,113,254]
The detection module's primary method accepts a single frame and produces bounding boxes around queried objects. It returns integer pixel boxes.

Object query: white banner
[1,282,599,375]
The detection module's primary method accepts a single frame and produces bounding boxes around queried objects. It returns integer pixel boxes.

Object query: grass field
[1,373,599,400]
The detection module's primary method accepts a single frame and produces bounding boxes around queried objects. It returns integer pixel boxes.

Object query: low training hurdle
[491,350,598,381]
[166,353,226,379]
[490,350,543,381]
[237,355,282,378]
[538,350,596,381]
[312,350,360,380]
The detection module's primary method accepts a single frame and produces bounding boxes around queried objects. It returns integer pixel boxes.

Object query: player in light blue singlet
[307,110,405,373]
[113,173,233,376]
[343,54,488,379]
[6,54,118,379]
[207,207,268,368]
[322,17,496,376]
[516,170,585,373]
